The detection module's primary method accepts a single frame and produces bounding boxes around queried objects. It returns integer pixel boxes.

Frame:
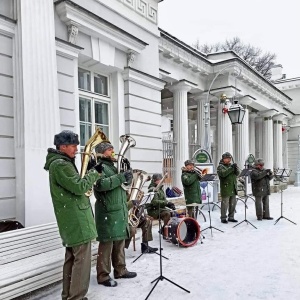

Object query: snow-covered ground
[25,186,300,300]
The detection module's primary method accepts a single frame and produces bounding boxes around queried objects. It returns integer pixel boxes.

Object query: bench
[0,222,98,300]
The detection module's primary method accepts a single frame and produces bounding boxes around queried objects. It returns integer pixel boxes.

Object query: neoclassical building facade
[0,0,299,226]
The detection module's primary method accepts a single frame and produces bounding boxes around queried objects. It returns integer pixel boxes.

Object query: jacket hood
[44,148,73,171]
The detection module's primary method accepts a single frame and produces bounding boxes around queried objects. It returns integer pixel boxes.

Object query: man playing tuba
[93,142,137,287]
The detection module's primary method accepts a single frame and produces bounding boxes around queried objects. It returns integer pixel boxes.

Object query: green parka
[251,167,274,197]
[217,160,240,197]
[93,157,129,242]
[181,167,202,205]
[44,149,100,247]
[146,181,168,219]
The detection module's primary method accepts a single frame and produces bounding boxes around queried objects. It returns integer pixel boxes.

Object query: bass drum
[164,217,200,247]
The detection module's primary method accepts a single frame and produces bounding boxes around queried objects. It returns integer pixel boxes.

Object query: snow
[25,186,300,300]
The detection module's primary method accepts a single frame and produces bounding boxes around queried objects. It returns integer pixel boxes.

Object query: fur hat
[54,130,79,146]
[152,173,163,181]
[95,142,113,154]
[184,160,195,166]
[222,152,232,159]
[254,158,264,166]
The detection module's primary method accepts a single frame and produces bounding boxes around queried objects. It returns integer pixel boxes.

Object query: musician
[44,130,102,300]
[125,201,158,253]
[181,160,202,219]
[250,158,274,220]
[93,142,137,287]
[147,173,174,228]
[217,152,240,223]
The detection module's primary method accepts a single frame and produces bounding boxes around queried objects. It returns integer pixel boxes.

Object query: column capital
[239,96,252,106]
[192,92,207,102]
[273,113,287,122]
[167,80,196,93]
[259,109,278,119]
[249,112,257,120]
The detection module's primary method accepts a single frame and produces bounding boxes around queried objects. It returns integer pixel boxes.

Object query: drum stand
[234,168,257,229]
[145,198,189,299]
[274,169,296,225]
[201,176,224,237]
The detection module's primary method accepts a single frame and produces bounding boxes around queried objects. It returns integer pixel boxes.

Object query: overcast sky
[158,0,299,79]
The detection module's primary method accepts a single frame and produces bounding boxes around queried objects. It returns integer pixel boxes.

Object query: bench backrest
[0,222,62,265]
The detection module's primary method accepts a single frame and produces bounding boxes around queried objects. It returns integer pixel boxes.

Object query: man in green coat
[217,152,240,223]
[44,130,102,300]
[93,142,137,287]
[181,160,202,219]
[147,173,173,227]
[250,158,274,220]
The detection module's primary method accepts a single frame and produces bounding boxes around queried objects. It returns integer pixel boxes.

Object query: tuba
[80,128,109,196]
[128,169,151,227]
[117,135,136,190]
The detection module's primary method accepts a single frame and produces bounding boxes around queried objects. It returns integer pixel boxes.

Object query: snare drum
[164,217,200,247]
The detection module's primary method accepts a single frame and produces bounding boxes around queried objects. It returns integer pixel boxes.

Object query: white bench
[0,222,98,300]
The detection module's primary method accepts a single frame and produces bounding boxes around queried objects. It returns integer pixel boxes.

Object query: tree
[193,37,277,79]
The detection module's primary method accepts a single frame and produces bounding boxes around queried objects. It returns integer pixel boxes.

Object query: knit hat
[184,160,195,166]
[54,130,79,146]
[254,158,264,166]
[222,152,232,159]
[95,142,114,154]
[152,173,163,181]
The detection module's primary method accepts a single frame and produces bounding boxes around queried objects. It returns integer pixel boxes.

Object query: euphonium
[128,170,151,227]
[80,128,109,196]
[117,134,136,190]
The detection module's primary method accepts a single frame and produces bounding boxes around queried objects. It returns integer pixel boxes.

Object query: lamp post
[203,64,244,153]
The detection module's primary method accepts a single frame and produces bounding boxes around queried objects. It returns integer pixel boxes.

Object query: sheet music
[139,192,155,206]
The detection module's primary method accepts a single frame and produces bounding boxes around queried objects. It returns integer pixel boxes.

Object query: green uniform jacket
[251,167,274,197]
[181,168,201,205]
[147,181,168,219]
[44,149,100,247]
[93,158,129,242]
[217,161,240,197]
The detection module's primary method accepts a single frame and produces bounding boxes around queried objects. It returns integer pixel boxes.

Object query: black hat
[54,130,79,146]
[152,173,163,181]
[254,158,264,166]
[95,142,114,154]
[184,160,195,166]
[222,152,232,159]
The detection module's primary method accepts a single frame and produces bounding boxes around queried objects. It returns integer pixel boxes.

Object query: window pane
[96,125,109,138]
[94,74,108,95]
[78,68,91,91]
[79,98,91,122]
[95,102,108,125]
[80,123,92,146]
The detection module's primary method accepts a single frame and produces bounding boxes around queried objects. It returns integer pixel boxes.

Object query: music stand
[132,193,168,263]
[145,193,189,299]
[201,174,224,236]
[233,168,257,229]
[273,168,296,225]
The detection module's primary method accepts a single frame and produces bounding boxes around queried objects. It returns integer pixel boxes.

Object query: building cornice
[55,37,83,59]
[55,0,148,54]
[0,15,16,37]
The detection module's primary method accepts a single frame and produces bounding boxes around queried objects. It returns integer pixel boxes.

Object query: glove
[232,163,238,171]
[93,162,103,173]
[166,202,176,210]
[123,169,133,185]
[87,157,97,171]
[122,158,131,170]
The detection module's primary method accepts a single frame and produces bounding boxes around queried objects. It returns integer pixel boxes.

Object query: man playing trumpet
[181,160,202,219]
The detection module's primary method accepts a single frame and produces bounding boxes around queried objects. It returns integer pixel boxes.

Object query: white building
[0,0,299,227]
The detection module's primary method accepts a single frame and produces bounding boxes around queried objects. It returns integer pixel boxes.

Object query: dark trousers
[255,195,270,219]
[62,242,91,300]
[96,240,127,283]
[220,196,237,220]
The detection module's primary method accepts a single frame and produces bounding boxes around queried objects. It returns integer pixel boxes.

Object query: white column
[235,98,252,169]
[282,124,289,169]
[15,0,60,226]
[194,93,207,148]
[273,114,286,169]
[261,110,277,170]
[249,112,256,156]
[168,82,193,188]
[211,125,217,168]
[217,101,233,160]
[255,116,263,158]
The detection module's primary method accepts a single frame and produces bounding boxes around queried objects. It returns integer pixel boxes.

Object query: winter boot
[141,242,158,254]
